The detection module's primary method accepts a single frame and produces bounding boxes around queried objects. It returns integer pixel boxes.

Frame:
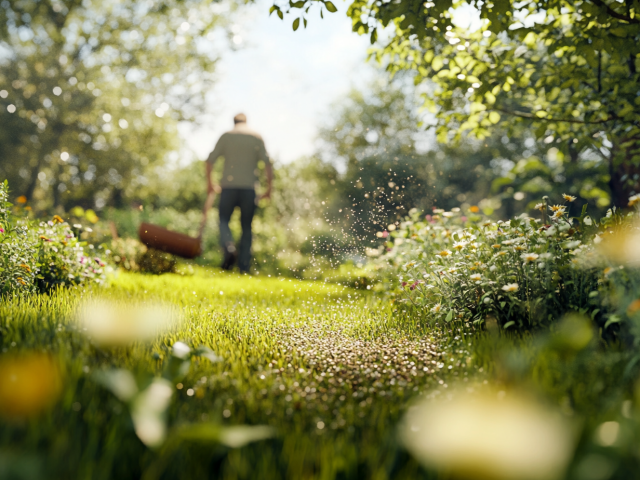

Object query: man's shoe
[221,246,237,270]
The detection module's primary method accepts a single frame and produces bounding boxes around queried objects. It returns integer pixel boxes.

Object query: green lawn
[0,268,474,480]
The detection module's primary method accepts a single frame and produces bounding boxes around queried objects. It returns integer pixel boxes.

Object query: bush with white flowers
[383,195,640,333]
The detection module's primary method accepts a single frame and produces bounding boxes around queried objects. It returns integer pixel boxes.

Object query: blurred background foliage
[0,0,616,277]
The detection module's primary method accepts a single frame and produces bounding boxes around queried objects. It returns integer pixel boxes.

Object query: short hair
[234,113,247,124]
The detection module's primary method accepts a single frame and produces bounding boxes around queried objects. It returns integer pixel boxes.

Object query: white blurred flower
[131,378,173,447]
[401,390,575,480]
[502,283,519,292]
[78,300,178,346]
[521,253,539,263]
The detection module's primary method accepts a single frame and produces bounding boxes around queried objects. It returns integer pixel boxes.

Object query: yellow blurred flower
[77,300,178,347]
[401,389,575,480]
[596,225,640,267]
[552,210,565,219]
[19,263,31,272]
[534,203,545,212]
[436,250,452,257]
[0,353,63,418]
[453,241,467,250]
[549,205,566,212]
[430,304,442,313]
[52,215,64,224]
[628,194,640,207]
[469,205,480,213]
[470,274,482,282]
[16,195,27,204]
[492,244,501,249]
[502,283,519,292]
[627,299,640,316]
[562,194,576,202]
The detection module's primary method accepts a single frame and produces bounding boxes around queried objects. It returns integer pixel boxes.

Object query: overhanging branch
[492,107,615,125]
[589,0,640,24]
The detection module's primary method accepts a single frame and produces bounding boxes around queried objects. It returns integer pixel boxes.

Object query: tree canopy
[0,0,235,210]
[273,0,640,205]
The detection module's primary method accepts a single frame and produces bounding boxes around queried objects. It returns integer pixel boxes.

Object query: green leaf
[292,18,300,31]
[488,111,501,124]
[370,28,377,45]
[325,1,337,12]
[503,321,515,329]
[445,309,453,322]
[176,424,275,448]
[277,9,283,19]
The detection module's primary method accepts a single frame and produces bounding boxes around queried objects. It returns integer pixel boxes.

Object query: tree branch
[492,107,615,125]
[589,0,640,24]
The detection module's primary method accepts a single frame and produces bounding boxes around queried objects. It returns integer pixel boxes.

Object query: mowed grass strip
[0,269,476,480]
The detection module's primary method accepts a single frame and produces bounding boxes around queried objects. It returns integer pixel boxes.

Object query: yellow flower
[514,246,526,251]
[627,299,640,316]
[502,283,519,292]
[469,205,480,213]
[521,253,539,263]
[492,244,501,249]
[629,194,640,207]
[437,250,452,257]
[562,194,576,202]
[52,215,64,224]
[17,277,27,285]
[549,205,566,212]
[552,210,565,219]
[19,263,31,272]
[498,251,508,256]
[0,353,63,418]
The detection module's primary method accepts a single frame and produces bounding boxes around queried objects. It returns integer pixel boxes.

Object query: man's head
[234,113,247,124]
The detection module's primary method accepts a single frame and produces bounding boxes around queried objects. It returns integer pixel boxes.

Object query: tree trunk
[609,138,640,208]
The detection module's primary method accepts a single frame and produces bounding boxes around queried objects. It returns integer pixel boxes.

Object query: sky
[180,0,374,165]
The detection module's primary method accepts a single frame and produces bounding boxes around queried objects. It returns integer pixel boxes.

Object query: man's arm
[206,136,224,194]
[206,161,218,195]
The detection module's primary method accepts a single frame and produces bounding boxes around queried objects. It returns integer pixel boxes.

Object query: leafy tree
[0,0,234,210]
[273,0,640,206]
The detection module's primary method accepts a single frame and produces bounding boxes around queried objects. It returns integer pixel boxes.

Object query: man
[206,113,273,273]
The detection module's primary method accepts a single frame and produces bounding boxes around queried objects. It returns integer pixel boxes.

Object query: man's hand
[259,190,272,201]
[208,183,221,195]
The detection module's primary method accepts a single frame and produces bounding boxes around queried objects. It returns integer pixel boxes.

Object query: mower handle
[197,190,216,241]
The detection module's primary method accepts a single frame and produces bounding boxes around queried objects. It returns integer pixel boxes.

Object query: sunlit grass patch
[0,268,476,479]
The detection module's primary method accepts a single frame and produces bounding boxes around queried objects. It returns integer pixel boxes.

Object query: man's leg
[237,189,256,272]
[218,189,238,269]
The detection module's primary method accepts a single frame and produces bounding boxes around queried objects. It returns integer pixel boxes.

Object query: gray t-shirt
[206,123,270,189]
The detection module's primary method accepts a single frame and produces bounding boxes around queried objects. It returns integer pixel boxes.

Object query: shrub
[109,238,176,274]
[0,181,106,294]
[0,181,37,294]
[31,218,106,292]
[384,196,639,334]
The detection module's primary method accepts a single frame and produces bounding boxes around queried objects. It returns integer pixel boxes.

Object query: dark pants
[218,188,256,272]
